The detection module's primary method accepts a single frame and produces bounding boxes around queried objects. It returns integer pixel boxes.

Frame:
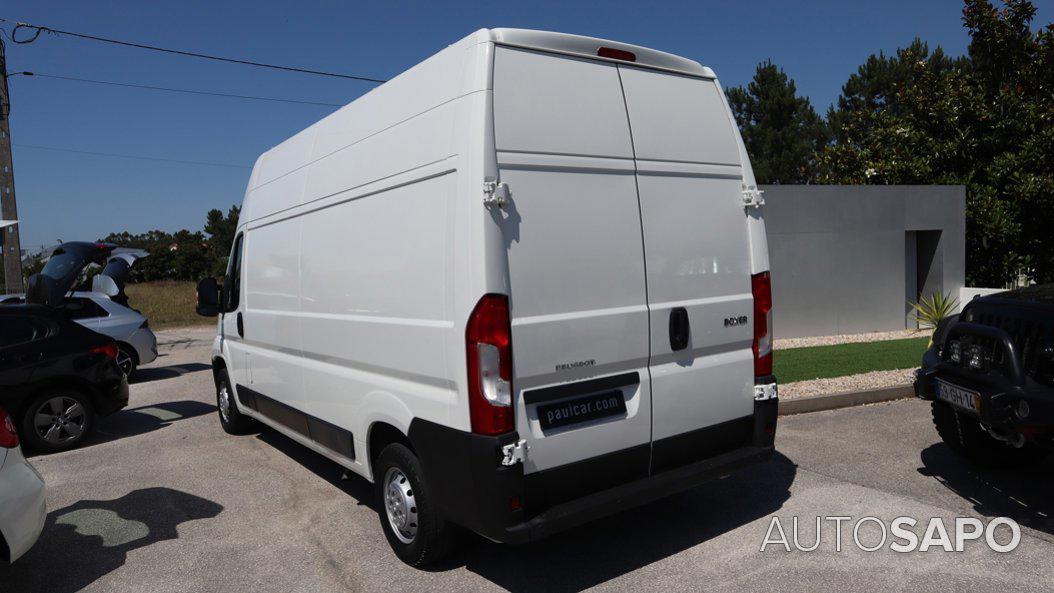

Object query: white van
[197,28,778,566]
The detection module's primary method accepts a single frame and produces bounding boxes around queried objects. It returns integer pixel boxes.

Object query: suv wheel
[215,368,256,435]
[21,391,94,453]
[375,443,456,566]
[931,401,1045,467]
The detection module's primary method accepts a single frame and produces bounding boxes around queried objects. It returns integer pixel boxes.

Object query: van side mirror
[196,277,221,317]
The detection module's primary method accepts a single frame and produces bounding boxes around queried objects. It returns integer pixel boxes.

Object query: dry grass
[125,281,211,329]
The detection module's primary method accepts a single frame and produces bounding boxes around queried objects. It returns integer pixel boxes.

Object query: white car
[0,406,46,563]
[3,245,158,376]
[198,29,777,566]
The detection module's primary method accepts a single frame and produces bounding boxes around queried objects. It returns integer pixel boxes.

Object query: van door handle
[236,312,244,338]
[669,307,689,351]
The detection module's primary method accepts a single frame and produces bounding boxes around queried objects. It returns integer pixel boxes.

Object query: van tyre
[375,443,456,566]
[216,368,256,435]
[931,401,1045,467]
[21,390,94,453]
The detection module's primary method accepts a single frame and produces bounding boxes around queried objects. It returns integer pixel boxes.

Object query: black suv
[0,304,129,452]
[915,284,1054,465]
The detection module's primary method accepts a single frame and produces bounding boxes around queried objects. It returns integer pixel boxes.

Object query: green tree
[961,0,1054,283]
[818,1,1053,286]
[726,60,828,184]
[97,204,241,282]
[204,205,240,276]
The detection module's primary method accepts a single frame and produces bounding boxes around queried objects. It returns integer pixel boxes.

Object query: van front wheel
[375,443,456,566]
[216,368,255,435]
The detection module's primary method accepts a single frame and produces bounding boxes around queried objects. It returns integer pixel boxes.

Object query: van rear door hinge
[754,382,778,401]
[742,185,765,208]
[483,180,510,209]
[500,439,529,466]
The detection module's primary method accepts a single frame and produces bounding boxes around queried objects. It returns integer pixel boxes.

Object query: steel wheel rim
[34,396,87,445]
[116,349,134,375]
[218,385,231,424]
[383,467,418,544]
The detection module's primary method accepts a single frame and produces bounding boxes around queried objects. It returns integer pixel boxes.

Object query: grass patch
[774,337,929,384]
[126,281,210,330]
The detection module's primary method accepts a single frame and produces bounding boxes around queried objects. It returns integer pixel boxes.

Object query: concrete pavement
[1,326,1052,593]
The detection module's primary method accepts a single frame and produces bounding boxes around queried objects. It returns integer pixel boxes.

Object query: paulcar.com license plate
[537,390,627,430]
[936,380,981,414]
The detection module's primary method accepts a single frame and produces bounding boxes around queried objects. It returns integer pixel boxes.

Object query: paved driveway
[2,327,1052,593]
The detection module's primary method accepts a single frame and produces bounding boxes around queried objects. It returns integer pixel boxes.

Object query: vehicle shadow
[0,487,223,593]
[918,443,1054,535]
[76,400,216,450]
[254,429,376,507]
[453,452,796,592]
[130,362,211,384]
[257,426,795,591]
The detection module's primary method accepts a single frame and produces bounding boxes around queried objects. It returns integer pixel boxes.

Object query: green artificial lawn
[774,337,930,384]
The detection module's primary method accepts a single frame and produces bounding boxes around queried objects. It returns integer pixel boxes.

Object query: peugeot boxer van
[197,28,778,566]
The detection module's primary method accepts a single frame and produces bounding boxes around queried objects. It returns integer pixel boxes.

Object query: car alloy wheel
[116,349,135,376]
[33,396,88,446]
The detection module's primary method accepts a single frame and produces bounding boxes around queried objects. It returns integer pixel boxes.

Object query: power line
[26,72,344,107]
[13,143,251,169]
[4,19,388,83]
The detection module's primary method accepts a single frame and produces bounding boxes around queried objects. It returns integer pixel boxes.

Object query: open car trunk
[24,243,146,307]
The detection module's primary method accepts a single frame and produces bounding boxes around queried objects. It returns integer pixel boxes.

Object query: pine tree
[725,60,828,184]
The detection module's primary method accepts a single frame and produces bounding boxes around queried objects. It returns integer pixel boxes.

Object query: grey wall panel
[763,185,966,338]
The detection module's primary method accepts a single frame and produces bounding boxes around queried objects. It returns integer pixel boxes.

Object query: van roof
[483,28,714,79]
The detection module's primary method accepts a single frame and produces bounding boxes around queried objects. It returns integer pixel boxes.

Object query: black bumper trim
[915,367,1054,433]
[236,384,355,460]
[502,444,774,543]
[523,372,640,405]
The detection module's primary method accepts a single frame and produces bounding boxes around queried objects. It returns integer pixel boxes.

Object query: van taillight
[0,407,19,448]
[466,294,514,435]
[752,272,773,377]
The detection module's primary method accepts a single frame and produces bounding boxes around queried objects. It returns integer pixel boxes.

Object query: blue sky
[4,0,1051,251]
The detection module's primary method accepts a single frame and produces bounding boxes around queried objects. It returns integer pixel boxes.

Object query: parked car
[915,284,1054,465]
[2,242,157,377]
[0,406,46,563]
[0,304,129,452]
[198,29,777,566]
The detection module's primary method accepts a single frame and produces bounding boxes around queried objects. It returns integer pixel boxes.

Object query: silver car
[0,406,46,563]
[3,244,158,377]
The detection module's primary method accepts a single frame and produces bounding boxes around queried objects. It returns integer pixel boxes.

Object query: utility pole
[0,37,24,293]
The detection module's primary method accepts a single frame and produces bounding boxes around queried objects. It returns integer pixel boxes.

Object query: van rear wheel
[375,443,456,566]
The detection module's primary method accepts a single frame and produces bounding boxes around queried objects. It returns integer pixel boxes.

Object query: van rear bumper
[500,442,774,543]
[408,399,777,544]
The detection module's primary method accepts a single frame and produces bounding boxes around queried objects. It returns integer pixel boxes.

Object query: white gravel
[775,328,928,350]
[780,368,916,400]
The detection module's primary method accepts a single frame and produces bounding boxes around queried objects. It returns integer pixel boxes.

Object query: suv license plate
[936,380,981,414]
[537,390,627,430]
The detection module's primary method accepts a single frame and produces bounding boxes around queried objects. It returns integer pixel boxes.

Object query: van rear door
[617,67,756,472]
[493,47,652,494]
